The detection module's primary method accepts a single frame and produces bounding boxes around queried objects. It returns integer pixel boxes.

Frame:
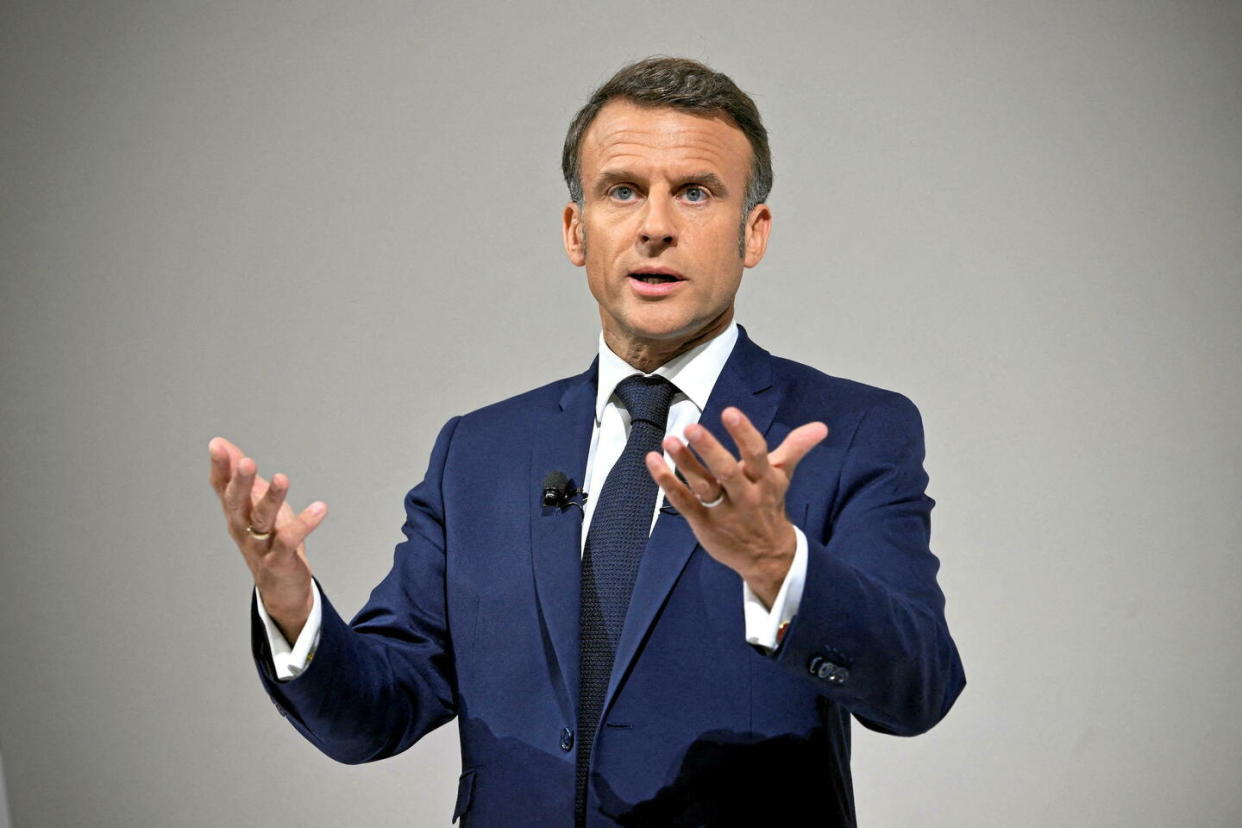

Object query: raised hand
[208,436,326,642]
[644,407,828,607]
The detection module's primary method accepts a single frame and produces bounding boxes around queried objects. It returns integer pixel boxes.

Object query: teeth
[636,274,675,283]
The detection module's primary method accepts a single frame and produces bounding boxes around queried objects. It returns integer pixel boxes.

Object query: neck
[604,309,733,374]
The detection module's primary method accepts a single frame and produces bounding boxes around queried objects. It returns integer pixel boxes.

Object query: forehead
[580,99,752,181]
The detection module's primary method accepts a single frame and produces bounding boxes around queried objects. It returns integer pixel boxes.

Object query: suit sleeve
[774,393,965,736]
[250,416,463,764]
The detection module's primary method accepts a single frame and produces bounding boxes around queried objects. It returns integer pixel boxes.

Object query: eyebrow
[593,169,731,199]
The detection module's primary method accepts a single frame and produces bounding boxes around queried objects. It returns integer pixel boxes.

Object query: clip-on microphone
[541,470,587,511]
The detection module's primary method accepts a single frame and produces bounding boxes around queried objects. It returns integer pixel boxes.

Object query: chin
[621,318,706,345]
[619,310,687,336]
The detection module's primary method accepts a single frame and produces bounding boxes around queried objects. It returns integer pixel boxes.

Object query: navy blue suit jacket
[252,327,965,826]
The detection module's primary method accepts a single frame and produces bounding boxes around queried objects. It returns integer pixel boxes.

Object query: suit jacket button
[560,727,574,752]
[815,660,849,685]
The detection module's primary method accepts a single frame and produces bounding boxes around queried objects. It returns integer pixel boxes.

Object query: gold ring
[246,525,273,541]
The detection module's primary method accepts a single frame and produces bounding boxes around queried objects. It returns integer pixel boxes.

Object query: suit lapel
[604,327,780,713]
[529,362,597,714]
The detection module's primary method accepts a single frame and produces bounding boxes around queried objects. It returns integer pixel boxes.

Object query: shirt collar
[594,321,739,424]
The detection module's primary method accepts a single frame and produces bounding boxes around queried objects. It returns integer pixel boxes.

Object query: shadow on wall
[0,746,11,828]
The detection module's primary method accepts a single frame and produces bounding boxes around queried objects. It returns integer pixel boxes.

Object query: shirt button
[560,727,574,752]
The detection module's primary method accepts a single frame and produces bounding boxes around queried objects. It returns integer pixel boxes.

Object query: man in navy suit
[209,57,965,826]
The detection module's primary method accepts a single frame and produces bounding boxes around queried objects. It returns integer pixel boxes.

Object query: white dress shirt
[258,322,807,680]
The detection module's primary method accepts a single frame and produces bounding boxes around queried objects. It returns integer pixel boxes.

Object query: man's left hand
[645,407,829,608]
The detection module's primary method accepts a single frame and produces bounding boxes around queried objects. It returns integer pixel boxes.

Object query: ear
[562,202,586,267]
[742,203,772,268]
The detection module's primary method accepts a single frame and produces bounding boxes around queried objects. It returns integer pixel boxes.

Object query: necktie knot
[614,375,677,429]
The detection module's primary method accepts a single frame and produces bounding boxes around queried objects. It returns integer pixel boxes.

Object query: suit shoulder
[765,354,927,468]
[454,371,590,432]
[767,354,921,421]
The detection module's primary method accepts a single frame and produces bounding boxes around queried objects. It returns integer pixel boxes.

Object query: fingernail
[309,502,325,516]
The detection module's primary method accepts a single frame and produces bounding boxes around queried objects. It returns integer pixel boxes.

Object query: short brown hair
[562,57,773,215]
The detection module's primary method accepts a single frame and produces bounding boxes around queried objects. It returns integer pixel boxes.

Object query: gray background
[2,1,1239,825]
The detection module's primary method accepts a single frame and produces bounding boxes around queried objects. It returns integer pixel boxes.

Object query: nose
[637,196,677,252]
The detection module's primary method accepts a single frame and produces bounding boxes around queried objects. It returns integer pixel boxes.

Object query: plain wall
[2,1,1240,825]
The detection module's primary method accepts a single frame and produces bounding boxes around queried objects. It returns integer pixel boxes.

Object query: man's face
[562,99,771,358]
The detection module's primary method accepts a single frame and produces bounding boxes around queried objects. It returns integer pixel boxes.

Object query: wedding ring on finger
[246,525,273,541]
[698,490,726,509]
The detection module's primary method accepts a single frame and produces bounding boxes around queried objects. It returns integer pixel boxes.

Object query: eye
[610,185,637,201]
[683,186,708,203]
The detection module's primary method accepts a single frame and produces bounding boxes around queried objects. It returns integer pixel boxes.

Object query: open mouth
[630,272,683,284]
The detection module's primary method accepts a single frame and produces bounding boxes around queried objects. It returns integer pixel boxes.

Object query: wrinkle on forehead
[582,102,752,182]
[600,147,730,172]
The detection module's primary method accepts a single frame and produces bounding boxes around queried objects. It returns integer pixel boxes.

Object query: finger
[208,436,244,495]
[662,435,720,499]
[249,472,289,534]
[644,452,705,518]
[224,455,258,531]
[269,500,328,558]
[769,422,829,477]
[683,423,745,496]
[721,407,771,482]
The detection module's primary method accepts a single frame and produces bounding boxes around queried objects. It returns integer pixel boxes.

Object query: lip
[631,266,684,279]
[627,268,686,298]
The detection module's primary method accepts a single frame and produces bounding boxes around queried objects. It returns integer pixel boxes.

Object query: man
[209,57,964,826]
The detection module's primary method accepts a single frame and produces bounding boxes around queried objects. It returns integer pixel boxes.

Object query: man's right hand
[208,436,327,643]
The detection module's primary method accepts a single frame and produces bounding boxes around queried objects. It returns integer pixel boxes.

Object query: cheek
[694,214,743,254]
[701,230,744,276]
[583,220,614,262]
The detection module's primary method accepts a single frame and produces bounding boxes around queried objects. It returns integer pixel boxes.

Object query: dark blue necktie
[575,374,677,826]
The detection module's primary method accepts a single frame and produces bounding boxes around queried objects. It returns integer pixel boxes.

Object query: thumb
[770,422,828,477]
[272,501,329,556]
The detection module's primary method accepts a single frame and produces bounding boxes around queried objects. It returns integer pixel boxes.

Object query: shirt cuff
[255,582,322,681]
[742,526,808,652]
